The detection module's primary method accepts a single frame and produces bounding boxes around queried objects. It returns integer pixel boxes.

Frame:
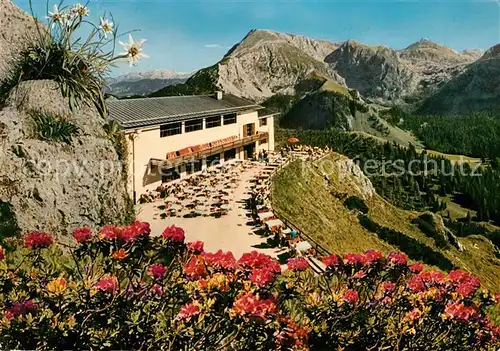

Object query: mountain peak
[479,43,500,61]
[405,38,448,51]
[112,70,192,83]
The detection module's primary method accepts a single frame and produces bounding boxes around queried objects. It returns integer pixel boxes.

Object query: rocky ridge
[178,29,485,109]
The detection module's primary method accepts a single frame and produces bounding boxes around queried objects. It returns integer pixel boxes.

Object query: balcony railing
[150,132,269,168]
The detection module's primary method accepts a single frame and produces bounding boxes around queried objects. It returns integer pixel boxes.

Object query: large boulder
[0,0,131,243]
[0,80,131,244]
[0,0,39,84]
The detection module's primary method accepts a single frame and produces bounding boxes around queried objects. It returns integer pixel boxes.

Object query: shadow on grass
[358,214,455,271]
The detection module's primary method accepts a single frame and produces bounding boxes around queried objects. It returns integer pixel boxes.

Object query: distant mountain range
[149,29,499,116]
[106,70,192,97]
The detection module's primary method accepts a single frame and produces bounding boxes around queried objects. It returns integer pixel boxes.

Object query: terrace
[150,132,269,169]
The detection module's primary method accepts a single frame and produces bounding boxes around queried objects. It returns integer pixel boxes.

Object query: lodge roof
[106,94,262,129]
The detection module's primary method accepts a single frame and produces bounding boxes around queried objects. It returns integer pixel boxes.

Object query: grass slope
[271,154,500,291]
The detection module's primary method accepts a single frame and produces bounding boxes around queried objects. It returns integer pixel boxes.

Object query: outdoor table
[195,206,206,215]
[281,228,292,235]
[295,241,312,252]
[220,204,230,210]
[265,219,284,229]
[257,211,275,221]
[169,204,182,211]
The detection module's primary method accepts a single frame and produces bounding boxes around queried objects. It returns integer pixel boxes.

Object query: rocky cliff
[417,44,500,115]
[216,29,344,100]
[0,0,131,243]
[163,29,483,108]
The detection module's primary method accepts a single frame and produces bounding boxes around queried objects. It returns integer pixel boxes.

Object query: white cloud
[204,44,222,49]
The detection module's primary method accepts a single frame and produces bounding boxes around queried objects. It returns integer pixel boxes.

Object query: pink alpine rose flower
[382,281,396,292]
[387,252,407,266]
[364,249,383,265]
[410,263,424,274]
[23,232,54,249]
[343,289,359,304]
[95,274,119,294]
[322,254,340,267]
[176,302,201,320]
[187,241,204,254]
[249,268,276,287]
[287,257,309,271]
[148,264,167,280]
[73,227,92,244]
[162,225,185,243]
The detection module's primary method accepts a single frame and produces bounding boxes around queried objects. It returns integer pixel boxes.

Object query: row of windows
[160,114,238,138]
[206,116,221,129]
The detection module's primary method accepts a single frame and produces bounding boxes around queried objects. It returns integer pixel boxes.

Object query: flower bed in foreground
[0,223,499,350]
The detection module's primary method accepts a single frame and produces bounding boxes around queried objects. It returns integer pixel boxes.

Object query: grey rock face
[216,29,345,101]
[195,30,482,107]
[326,41,418,103]
[0,0,130,242]
[0,0,39,83]
[0,80,130,243]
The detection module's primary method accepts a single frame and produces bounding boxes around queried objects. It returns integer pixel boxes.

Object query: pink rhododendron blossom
[95,274,118,293]
[410,263,424,274]
[176,302,200,320]
[232,292,277,320]
[445,302,478,322]
[382,281,396,292]
[151,284,163,297]
[187,241,204,254]
[238,251,281,273]
[162,225,185,243]
[24,232,54,249]
[72,227,92,244]
[387,252,407,266]
[364,249,383,265]
[287,257,309,271]
[203,250,236,270]
[343,289,359,304]
[148,264,167,280]
[249,268,276,287]
[343,253,366,266]
[322,254,340,267]
[353,270,367,279]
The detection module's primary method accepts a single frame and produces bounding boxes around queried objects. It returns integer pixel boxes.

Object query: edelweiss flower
[46,4,63,27]
[71,3,90,17]
[119,34,149,66]
[99,17,114,38]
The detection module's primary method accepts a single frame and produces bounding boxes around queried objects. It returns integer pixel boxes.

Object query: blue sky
[15,0,500,76]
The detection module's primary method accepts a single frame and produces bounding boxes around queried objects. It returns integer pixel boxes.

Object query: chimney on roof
[216,91,223,100]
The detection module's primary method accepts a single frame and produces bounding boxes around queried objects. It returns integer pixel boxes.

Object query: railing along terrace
[150,132,269,168]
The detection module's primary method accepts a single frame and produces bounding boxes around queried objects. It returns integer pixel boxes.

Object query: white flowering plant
[0,1,148,117]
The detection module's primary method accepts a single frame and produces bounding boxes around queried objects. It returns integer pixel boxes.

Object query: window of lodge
[223,113,237,125]
[206,116,222,129]
[185,119,203,132]
[160,122,181,137]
